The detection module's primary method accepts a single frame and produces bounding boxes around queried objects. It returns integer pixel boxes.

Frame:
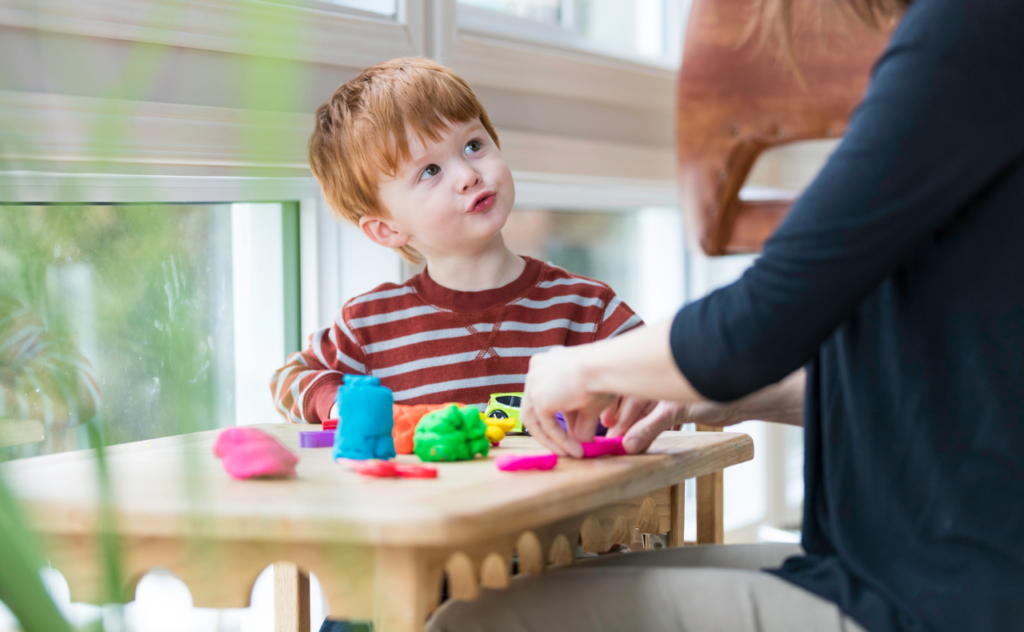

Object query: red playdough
[495,453,559,471]
[213,427,298,479]
[322,418,338,431]
[580,436,627,458]
[342,459,439,479]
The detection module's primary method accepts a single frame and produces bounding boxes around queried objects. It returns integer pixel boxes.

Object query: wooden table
[2,424,753,632]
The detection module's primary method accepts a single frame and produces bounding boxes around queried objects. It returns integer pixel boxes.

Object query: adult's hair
[755,0,913,72]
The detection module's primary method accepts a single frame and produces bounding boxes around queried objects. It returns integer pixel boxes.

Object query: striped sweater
[270,256,643,423]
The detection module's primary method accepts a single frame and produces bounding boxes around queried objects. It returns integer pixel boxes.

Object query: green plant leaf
[0,470,73,632]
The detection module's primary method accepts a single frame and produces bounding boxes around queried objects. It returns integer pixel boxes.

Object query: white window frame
[0,0,425,67]
[458,0,686,71]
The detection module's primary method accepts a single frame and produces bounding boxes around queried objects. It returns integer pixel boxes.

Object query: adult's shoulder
[890,0,1024,69]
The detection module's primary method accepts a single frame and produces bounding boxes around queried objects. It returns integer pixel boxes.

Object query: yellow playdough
[482,412,516,444]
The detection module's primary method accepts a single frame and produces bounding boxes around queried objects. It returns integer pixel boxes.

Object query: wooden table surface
[2,424,754,630]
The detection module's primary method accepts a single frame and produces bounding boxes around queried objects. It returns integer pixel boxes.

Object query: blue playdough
[332,374,396,461]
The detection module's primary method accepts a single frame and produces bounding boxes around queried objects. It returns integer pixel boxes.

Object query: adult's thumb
[622,415,661,454]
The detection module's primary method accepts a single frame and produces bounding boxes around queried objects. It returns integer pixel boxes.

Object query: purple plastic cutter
[299,430,335,448]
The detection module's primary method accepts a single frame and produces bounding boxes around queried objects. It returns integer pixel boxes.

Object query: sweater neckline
[412,256,543,312]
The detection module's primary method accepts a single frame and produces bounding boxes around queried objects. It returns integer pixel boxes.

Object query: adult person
[427,0,1024,630]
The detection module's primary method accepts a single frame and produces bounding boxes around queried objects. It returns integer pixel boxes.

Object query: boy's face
[371,118,515,258]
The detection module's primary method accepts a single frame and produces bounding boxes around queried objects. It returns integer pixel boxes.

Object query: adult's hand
[603,370,808,453]
[519,345,616,458]
[604,399,736,454]
[521,320,709,457]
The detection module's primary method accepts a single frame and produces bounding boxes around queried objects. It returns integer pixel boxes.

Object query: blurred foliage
[0,0,311,626]
[0,204,234,629]
[0,470,73,632]
[0,204,234,459]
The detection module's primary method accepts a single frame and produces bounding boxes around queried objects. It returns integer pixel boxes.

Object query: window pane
[0,205,235,459]
[319,0,397,16]
[459,0,562,23]
[574,0,665,58]
[503,208,685,323]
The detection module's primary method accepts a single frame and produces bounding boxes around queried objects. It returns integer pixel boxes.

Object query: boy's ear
[359,215,411,249]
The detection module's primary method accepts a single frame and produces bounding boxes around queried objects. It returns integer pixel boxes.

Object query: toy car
[484,393,525,433]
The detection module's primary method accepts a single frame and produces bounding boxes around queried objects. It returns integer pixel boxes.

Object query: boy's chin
[425,231,507,257]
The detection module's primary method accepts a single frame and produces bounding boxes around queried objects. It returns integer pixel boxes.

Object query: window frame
[457,0,685,71]
[0,0,425,67]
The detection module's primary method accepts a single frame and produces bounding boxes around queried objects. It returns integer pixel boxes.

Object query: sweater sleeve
[269,307,367,423]
[595,291,644,341]
[671,0,1024,402]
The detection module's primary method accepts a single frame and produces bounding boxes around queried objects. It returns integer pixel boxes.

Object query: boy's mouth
[468,191,496,214]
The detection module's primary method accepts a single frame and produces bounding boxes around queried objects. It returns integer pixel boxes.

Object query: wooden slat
[668,483,686,547]
[695,425,725,544]
[274,562,310,632]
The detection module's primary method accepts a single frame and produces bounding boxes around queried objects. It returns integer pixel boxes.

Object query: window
[0,203,299,461]
[502,206,685,324]
[316,0,398,16]
[459,0,685,65]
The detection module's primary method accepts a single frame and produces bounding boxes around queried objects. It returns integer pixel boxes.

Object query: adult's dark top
[670,0,1024,630]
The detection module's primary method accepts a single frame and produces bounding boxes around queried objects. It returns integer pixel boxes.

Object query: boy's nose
[456,165,483,192]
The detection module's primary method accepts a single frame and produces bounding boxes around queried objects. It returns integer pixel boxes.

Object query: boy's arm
[592,290,649,436]
[594,291,644,341]
[269,311,368,423]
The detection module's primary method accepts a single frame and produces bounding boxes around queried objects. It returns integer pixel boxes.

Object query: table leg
[373,548,442,632]
[668,482,686,547]
[696,425,725,544]
[274,562,310,632]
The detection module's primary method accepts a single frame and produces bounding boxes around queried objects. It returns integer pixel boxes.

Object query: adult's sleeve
[671,0,1024,402]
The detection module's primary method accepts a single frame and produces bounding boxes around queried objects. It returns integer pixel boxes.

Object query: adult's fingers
[520,401,564,456]
[567,394,617,445]
[598,397,623,431]
[521,398,582,457]
[621,402,687,454]
[541,409,582,458]
[605,398,657,438]
[613,398,652,435]
[621,410,664,454]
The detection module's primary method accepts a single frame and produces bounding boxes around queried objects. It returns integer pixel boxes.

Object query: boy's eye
[464,140,482,155]
[419,164,440,181]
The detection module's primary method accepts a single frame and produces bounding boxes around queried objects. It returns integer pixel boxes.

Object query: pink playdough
[213,427,298,479]
[580,436,627,458]
[495,453,559,471]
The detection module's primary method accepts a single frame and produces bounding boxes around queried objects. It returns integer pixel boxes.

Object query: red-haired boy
[271,58,665,433]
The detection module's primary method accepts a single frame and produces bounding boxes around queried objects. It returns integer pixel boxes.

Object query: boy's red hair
[309,57,500,263]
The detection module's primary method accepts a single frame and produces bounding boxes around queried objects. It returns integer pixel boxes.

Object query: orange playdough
[392,403,463,454]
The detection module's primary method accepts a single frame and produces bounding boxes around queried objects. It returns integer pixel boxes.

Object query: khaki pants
[427,543,868,632]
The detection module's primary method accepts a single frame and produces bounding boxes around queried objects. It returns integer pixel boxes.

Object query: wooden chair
[677,0,891,543]
[677,0,891,256]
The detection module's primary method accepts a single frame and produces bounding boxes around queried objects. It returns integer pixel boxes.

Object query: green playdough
[413,405,490,462]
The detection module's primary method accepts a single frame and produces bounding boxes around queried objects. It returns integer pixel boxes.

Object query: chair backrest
[677,0,891,255]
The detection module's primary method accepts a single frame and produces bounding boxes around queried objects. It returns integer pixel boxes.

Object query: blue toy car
[332,374,396,461]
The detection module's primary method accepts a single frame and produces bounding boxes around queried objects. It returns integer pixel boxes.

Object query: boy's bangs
[368,81,490,179]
